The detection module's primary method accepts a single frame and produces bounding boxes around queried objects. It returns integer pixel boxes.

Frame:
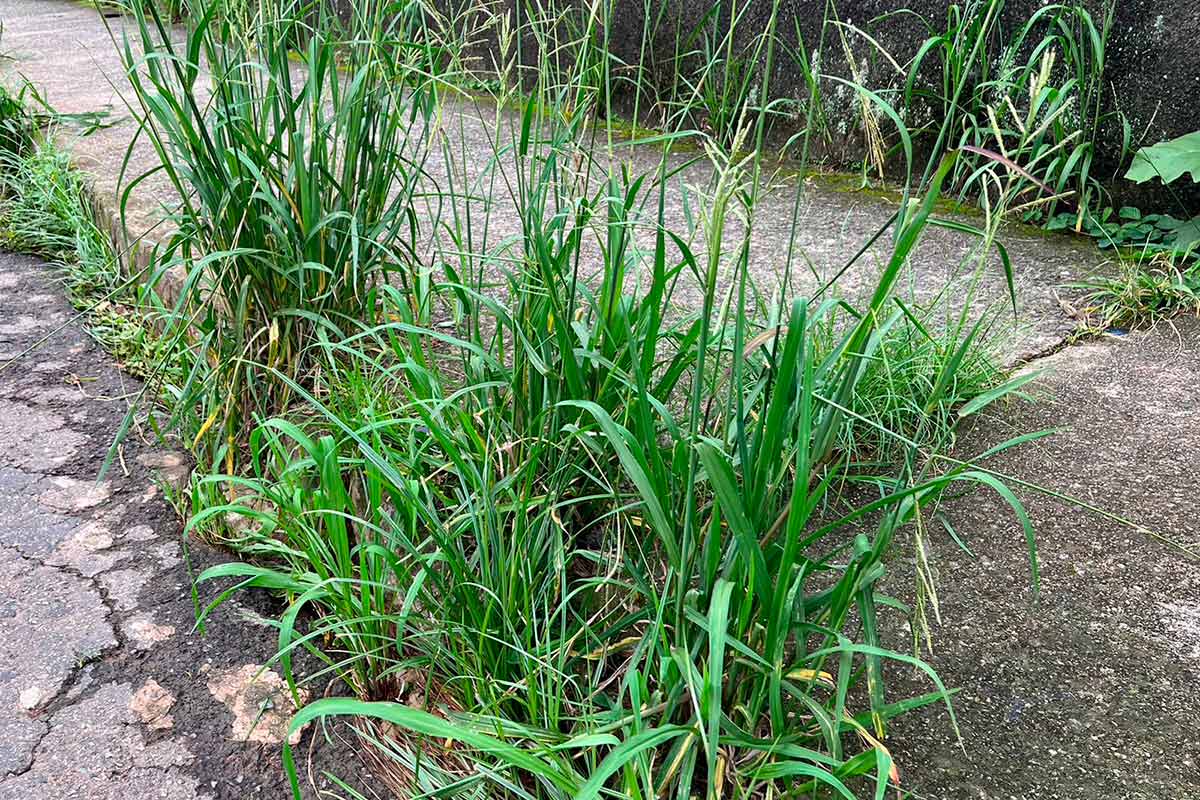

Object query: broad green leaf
[1125,131,1200,185]
[574,725,694,800]
[1163,215,1200,253]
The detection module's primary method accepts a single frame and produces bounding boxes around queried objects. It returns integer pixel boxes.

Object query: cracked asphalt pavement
[0,252,372,798]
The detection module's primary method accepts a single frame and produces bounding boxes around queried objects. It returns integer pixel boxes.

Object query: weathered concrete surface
[0,0,181,279]
[0,0,1112,362]
[882,321,1200,799]
[0,251,371,798]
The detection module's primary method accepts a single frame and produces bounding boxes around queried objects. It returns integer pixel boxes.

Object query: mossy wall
[600,0,1198,212]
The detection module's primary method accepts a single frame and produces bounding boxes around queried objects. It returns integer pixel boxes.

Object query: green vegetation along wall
[378,0,1198,216]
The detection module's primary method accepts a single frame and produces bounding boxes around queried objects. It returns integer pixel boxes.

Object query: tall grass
[196,162,1031,799]
[917,0,1116,219]
[619,0,1117,222]
[107,1,1045,798]
[114,0,445,470]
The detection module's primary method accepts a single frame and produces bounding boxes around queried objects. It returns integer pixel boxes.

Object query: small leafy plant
[1046,206,1185,250]
[1123,129,1200,255]
[1064,130,1200,327]
[1070,254,1200,329]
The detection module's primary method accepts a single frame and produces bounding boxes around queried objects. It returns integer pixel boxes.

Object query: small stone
[137,452,184,469]
[47,522,129,577]
[122,524,157,542]
[39,476,112,513]
[122,615,176,650]
[130,680,176,730]
[221,511,258,537]
[18,687,42,710]
[72,523,115,551]
[99,568,151,612]
[207,664,308,746]
[137,451,191,492]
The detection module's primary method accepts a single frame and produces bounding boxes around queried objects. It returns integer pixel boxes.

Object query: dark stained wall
[331,0,1200,212]
[598,0,1198,211]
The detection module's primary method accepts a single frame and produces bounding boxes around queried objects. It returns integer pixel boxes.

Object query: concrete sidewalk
[0,251,370,797]
[885,323,1200,799]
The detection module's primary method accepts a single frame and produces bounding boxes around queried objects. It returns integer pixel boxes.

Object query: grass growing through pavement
[115,0,446,474]
[100,0,1044,797]
[0,84,180,381]
[1069,253,1200,330]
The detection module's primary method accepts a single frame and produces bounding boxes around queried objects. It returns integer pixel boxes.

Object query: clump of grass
[115,0,447,469]
[1071,252,1200,330]
[909,0,1116,217]
[105,2,1046,798]
[0,135,114,298]
[837,299,1008,458]
[199,151,1036,800]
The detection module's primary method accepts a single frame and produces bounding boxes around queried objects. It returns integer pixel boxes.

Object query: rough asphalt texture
[884,323,1200,799]
[0,252,372,798]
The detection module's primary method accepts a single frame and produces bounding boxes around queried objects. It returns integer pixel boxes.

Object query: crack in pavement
[0,683,201,800]
[0,251,370,797]
[0,541,116,776]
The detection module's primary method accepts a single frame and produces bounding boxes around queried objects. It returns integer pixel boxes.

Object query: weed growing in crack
[0,85,181,385]
[1069,252,1200,330]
